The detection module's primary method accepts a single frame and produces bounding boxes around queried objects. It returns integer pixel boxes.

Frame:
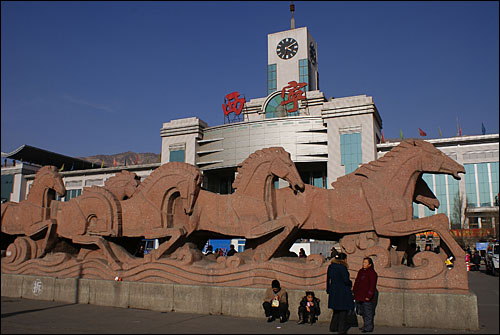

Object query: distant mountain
[79,151,160,167]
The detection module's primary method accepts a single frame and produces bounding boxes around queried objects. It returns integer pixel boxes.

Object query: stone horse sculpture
[271,140,466,282]
[1,166,66,259]
[51,162,202,269]
[185,147,305,261]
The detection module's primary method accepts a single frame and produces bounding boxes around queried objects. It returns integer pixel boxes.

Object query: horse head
[268,147,305,192]
[36,166,66,197]
[411,140,465,179]
[105,170,140,200]
[173,164,202,215]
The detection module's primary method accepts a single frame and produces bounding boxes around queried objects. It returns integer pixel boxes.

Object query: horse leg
[33,220,58,258]
[249,215,301,262]
[374,213,464,260]
[148,228,187,261]
[72,235,122,271]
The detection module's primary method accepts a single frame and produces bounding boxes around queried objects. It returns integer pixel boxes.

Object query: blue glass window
[448,175,460,217]
[464,164,477,207]
[422,174,436,217]
[264,93,297,118]
[477,163,491,206]
[340,132,362,175]
[412,202,419,219]
[1,174,14,203]
[299,59,309,90]
[267,64,277,95]
[169,150,185,163]
[491,162,499,204]
[435,174,447,215]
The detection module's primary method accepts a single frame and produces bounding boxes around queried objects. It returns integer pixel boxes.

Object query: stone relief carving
[1,141,468,293]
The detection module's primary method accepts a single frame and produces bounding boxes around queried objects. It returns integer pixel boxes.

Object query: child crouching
[297,291,321,325]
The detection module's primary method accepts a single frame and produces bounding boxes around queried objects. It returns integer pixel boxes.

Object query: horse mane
[134,162,201,195]
[233,147,289,190]
[332,140,416,187]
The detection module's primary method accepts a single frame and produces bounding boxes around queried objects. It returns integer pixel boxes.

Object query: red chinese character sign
[280,81,307,114]
[223,91,246,123]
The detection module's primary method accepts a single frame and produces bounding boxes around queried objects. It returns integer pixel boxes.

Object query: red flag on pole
[135,154,139,165]
[113,158,117,167]
[418,128,427,136]
[381,130,385,143]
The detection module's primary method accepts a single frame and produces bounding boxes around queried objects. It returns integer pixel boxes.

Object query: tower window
[299,59,309,91]
[267,64,277,95]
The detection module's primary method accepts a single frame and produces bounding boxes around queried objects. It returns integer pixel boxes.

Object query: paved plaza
[1,269,498,334]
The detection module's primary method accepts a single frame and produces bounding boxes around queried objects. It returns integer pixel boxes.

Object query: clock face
[276,38,298,60]
[309,43,316,65]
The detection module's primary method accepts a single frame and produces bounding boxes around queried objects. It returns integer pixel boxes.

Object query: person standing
[353,257,378,333]
[327,252,355,334]
[262,279,288,323]
[299,248,307,258]
[227,244,237,256]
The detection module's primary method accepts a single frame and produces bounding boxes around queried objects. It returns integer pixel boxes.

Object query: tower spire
[290,1,295,29]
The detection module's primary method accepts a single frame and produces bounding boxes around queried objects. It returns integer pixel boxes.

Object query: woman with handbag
[353,257,378,333]
[326,252,356,334]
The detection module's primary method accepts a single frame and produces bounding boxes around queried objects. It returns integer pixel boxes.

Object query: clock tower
[267,26,319,95]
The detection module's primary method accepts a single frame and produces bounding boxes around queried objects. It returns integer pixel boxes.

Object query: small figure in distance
[299,248,307,258]
[263,279,289,323]
[205,245,213,256]
[227,244,238,257]
[297,291,321,325]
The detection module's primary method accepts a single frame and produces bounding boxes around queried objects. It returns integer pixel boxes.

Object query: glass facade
[299,59,309,90]
[491,162,499,203]
[267,64,277,95]
[464,163,478,207]
[340,132,362,174]
[169,149,185,163]
[477,163,491,206]
[422,174,436,217]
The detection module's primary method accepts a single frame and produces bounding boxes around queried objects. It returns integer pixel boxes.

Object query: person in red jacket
[353,257,378,333]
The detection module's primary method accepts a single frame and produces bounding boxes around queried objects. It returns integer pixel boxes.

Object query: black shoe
[267,316,275,322]
[280,317,286,323]
[297,319,305,325]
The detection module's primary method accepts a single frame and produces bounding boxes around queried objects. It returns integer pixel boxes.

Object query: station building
[2,24,498,251]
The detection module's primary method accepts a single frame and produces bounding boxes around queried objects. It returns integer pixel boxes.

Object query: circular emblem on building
[32,279,43,296]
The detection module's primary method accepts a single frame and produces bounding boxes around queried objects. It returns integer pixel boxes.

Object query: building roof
[1,144,98,171]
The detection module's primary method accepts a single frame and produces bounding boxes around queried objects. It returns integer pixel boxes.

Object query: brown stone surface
[1,141,468,293]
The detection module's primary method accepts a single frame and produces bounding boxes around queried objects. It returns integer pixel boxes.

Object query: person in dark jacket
[326,252,355,334]
[262,279,288,323]
[353,257,378,333]
[297,291,321,325]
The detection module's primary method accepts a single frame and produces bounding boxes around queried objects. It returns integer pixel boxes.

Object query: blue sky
[1,1,498,157]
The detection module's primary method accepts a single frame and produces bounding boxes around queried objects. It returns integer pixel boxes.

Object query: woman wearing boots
[327,252,355,334]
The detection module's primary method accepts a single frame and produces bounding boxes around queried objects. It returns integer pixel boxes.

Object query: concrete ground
[1,268,498,334]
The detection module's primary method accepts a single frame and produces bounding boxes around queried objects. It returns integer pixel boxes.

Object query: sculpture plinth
[2,141,468,294]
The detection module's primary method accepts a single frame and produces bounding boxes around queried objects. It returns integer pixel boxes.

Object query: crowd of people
[262,252,379,334]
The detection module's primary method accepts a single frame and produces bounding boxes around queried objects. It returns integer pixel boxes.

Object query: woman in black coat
[326,252,355,334]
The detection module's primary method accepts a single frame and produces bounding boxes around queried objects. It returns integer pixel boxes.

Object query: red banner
[450,228,495,238]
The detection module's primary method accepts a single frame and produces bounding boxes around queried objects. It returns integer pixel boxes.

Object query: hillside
[79,151,160,167]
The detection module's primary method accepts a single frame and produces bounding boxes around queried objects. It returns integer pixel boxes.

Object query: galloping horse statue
[52,162,202,269]
[186,147,305,261]
[1,166,66,258]
[273,139,466,262]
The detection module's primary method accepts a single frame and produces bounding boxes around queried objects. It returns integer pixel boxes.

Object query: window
[468,216,479,229]
[435,174,447,215]
[267,64,277,95]
[422,174,436,217]
[477,163,491,206]
[1,174,14,203]
[169,143,186,163]
[299,59,309,90]
[85,179,103,187]
[464,164,477,207]
[491,162,499,204]
[340,132,362,175]
[264,92,296,118]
